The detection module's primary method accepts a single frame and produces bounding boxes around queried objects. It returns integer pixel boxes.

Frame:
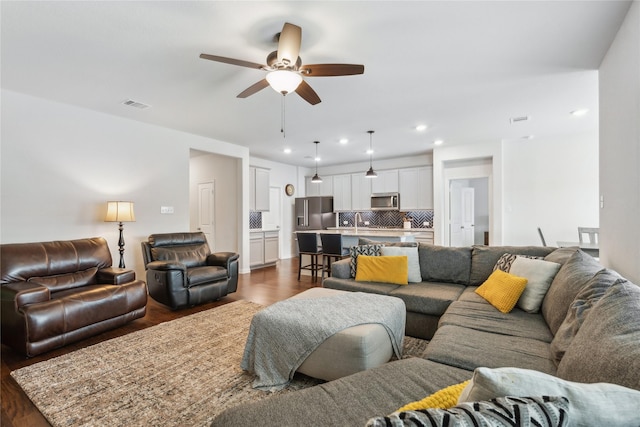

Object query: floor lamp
[104,201,135,268]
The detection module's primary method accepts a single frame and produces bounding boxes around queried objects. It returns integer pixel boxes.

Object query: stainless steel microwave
[370,193,400,210]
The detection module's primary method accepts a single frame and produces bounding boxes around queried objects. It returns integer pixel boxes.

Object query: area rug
[11,300,429,427]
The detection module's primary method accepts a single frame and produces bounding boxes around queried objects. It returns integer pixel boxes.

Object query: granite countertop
[327,227,434,233]
[299,228,422,237]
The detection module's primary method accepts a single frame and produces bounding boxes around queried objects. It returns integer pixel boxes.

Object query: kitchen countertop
[327,227,433,233]
[298,228,423,237]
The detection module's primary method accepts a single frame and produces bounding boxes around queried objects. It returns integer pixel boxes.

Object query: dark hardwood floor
[1,258,320,427]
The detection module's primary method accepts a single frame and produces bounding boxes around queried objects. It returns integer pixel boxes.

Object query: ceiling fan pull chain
[281,94,286,138]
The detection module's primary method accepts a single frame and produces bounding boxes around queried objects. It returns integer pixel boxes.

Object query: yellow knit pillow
[397,380,471,412]
[476,269,528,313]
[355,255,409,285]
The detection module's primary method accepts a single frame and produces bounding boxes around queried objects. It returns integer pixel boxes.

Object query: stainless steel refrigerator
[295,196,335,230]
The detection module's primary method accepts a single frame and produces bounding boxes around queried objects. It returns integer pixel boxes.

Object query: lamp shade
[105,201,135,222]
[266,70,303,94]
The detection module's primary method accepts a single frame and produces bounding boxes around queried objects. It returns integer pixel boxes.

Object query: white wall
[599,0,640,284]
[1,89,251,279]
[502,132,599,246]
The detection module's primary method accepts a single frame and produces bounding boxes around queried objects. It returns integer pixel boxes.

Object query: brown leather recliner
[141,232,239,309]
[0,237,148,357]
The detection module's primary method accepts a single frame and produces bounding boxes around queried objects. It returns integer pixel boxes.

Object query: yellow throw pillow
[355,255,409,285]
[475,269,528,313]
[397,380,471,412]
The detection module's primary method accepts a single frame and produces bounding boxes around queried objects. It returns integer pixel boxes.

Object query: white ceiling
[1,1,631,168]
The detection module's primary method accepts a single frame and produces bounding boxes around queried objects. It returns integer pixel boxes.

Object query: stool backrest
[321,233,343,256]
[297,232,320,253]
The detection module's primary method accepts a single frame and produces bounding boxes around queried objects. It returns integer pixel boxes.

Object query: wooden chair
[320,233,350,279]
[296,232,322,281]
[578,227,599,245]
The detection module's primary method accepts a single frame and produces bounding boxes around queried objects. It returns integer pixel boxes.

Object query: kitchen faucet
[354,212,362,233]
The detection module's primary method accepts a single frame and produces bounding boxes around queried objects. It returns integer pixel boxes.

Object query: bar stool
[320,233,350,279]
[297,232,322,281]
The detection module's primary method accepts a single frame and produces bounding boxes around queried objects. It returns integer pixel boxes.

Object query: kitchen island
[297,228,432,251]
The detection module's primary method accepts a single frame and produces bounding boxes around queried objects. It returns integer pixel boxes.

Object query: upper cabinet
[250,166,270,211]
[351,172,372,211]
[371,169,399,194]
[332,174,352,211]
[399,166,433,210]
[306,175,333,197]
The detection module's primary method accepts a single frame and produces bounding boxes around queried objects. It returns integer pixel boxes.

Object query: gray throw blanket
[241,292,405,390]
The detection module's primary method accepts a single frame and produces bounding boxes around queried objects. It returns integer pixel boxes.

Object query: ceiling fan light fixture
[266,70,302,94]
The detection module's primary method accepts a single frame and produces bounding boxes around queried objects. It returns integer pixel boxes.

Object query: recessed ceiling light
[415,124,428,132]
[434,139,444,146]
[339,138,349,144]
[314,156,321,162]
[283,148,292,154]
[571,109,589,116]
[366,149,374,155]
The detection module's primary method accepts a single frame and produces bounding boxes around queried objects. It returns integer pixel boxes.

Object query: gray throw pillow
[549,269,621,365]
[557,279,640,390]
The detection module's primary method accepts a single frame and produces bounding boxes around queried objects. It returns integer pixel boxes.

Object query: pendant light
[311,141,323,183]
[365,130,378,178]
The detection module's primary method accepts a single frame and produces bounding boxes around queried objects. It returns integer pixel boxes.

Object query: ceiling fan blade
[199,53,265,70]
[295,80,321,105]
[277,23,302,66]
[237,79,270,98]
[299,64,365,77]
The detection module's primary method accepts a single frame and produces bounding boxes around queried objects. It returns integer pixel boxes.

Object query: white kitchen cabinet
[413,230,434,245]
[250,230,279,268]
[332,174,352,211]
[250,167,270,211]
[371,169,399,194]
[351,172,371,211]
[306,175,333,197]
[399,166,433,210]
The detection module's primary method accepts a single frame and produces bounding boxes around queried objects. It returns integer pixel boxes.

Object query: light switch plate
[160,206,174,214]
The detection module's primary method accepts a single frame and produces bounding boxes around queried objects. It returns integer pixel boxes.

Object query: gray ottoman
[289,287,405,381]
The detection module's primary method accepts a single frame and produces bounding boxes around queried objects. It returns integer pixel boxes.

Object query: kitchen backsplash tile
[249,211,262,229]
[339,210,433,228]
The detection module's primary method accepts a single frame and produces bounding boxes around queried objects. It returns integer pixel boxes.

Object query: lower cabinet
[250,230,279,269]
[413,231,434,245]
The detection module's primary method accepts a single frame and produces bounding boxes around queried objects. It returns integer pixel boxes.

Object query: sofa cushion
[549,269,621,365]
[557,280,640,390]
[389,282,465,316]
[349,244,383,278]
[355,255,408,285]
[541,250,603,335]
[322,277,399,295]
[381,246,421,283]
[367,396,570,427]
[543,247,578,265]
[210,358,472,427]
[475,269,527,313]
[425,324,556,375]
[439,300,553,343]
[186,265,227,287]
[459,367,640,427]
[28,267,98,292]
[418,244,471,285]
[469,245,555,286]
[509,257,561,313]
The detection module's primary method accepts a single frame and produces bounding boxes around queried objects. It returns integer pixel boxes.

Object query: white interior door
[197,181,215,250]
[461,187,475,246]
[261,187,281,231]
[450,182,475,247]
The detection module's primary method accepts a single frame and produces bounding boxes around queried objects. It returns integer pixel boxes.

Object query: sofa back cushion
[418,244,471,285]
[469,245,555,286]
[147,232,211,268]
[557,279,640,390]
[0,237,112,285]
[541,250,603,335]
[28,267,99,292]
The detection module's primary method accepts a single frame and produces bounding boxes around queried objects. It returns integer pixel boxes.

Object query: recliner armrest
[1,281,50,309]
[97,267,136,285]
[207,252,240,270]
[146,260,187,272]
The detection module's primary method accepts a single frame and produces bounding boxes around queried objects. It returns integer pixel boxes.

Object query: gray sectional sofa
[212,244,640,426]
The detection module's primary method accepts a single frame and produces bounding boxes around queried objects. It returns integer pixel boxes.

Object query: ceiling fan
[199,22,364,105]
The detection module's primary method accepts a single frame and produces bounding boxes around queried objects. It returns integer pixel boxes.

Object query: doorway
[443,158,492,246]
[261,186,282,258]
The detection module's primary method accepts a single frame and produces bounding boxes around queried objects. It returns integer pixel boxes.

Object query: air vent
[510,115,530,124]
[122,99,150,109]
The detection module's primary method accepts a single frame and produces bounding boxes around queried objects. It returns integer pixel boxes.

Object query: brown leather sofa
[141,232,239,309]
[0,237,148,357]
